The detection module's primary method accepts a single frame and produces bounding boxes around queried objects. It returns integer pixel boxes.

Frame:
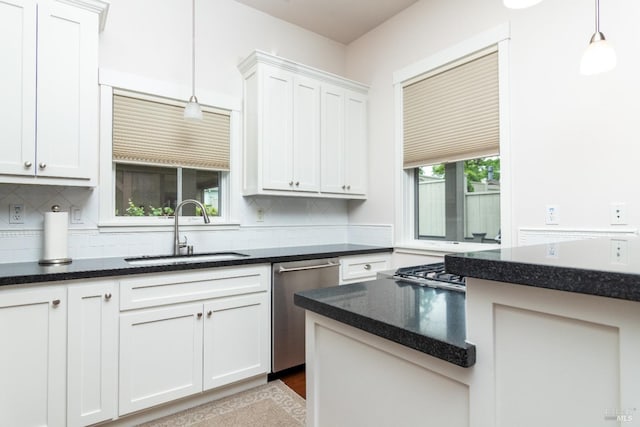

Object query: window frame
[393,24,512,253]
[98,70,242,230]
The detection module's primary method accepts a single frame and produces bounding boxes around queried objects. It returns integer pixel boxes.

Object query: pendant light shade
[580,0,616,76]
[184,0,202,120]
[184,95,203,120]
[503,0,543,9]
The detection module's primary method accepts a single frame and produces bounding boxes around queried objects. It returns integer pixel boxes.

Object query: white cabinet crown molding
[238,50,369,94]
[55,0,109,31]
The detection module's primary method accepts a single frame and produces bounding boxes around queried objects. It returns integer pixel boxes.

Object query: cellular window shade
[403,50,499,169]
[112,94,230,171]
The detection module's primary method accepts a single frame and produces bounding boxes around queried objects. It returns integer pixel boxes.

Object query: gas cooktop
[390,262,466,292]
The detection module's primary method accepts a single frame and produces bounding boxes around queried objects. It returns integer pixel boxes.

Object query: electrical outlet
[9,204,24,224]
[545,205,559,225]
[256,208,265,222]
[610,239,628,264]
[610,203,627,225]
[546,242,559,258]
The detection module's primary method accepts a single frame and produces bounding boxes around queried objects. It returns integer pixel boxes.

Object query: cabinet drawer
[340,253,391,284]
[120,264,270,310]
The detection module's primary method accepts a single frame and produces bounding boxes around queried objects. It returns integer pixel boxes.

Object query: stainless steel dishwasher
[272,258,339,373]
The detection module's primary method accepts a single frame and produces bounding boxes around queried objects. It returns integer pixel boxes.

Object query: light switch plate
[545,205,559,225]
[70,206,83,224]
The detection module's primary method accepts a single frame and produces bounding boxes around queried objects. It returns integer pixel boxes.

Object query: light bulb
[184,96,203,121]
[580,35,617,75]
[503,0,543,9]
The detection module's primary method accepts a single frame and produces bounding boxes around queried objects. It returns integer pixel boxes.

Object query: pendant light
[580,0,616,75]
[503,0,543,9]
[184,0,202,120]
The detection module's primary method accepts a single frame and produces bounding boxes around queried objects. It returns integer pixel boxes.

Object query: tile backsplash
[0,184,392,263]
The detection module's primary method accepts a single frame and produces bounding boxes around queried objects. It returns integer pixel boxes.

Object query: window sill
[98,218,240,233]
[394,240,500,256]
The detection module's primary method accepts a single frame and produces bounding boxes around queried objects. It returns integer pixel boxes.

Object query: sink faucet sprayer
[174,199,210,255]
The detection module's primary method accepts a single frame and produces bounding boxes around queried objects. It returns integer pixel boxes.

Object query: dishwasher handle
[277,261,339,274]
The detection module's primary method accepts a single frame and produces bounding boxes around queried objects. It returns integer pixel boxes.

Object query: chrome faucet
[174,199,211,255]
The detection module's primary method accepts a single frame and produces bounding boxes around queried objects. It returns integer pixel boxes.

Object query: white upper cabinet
[260,67,321,192]
[320,85,368,196]
[239,50,368,199]
[0,0,108,186]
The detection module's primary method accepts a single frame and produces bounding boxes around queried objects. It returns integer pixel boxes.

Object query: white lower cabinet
[119,303,205,415]
[0,285,66,427]
[339,253,392,285]
[118,265,271,415]
[203,293,269,390]
[67,281,118,427]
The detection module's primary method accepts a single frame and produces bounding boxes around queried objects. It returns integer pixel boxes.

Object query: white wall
[346,0,640,245]
[0,0,396,263]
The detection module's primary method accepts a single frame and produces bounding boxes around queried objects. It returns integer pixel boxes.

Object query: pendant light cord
[191,0,196,98]
[594,0,600,33]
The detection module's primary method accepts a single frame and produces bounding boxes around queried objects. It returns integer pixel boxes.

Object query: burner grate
[394,262,466,286]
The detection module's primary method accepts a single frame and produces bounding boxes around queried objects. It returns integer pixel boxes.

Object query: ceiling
[234,0,419,45]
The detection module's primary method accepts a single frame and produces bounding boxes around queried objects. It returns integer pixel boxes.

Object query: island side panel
[466,278,640,427]
[305,311,472,427]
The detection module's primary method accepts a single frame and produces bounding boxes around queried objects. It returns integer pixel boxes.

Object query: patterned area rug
[139,380,306,426]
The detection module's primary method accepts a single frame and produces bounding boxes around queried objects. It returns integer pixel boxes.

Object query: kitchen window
[415,157,500,243]
[394,24,511,249]
[97,84,236,226]
[112,92,229,220]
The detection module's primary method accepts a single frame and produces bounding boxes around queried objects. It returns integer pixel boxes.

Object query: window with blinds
[111,91,229,218]
[403,46,502,244]
[403,49,499,169]
[113,92,230,170]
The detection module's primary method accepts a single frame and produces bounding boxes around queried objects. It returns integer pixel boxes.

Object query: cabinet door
[0,286,66,427]
[119,303,204,415]
[292,75,321,192]
[67,281,117,427]
[0,0,36,177]
[262,66,294,191]
[36,0,98,181]
[343,91,368,195]
[320,84,346,194]
[203,293,269,390]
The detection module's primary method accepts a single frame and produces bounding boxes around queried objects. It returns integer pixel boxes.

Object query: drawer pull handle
[52,299,61,307]
[105,293,112,300]
[364,264,372,270]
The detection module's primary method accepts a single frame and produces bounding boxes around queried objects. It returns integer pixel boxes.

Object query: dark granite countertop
[445,237,640,302]
[0,244,392,287]
[295,278,475,367]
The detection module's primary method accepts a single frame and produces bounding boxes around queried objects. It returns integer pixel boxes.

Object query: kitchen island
[296,238,640,427]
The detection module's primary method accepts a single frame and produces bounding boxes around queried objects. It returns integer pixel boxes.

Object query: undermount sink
[125,252,249,266]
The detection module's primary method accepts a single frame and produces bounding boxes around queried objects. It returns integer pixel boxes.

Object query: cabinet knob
[347,185,351,190]
[197,312,203,318]
[24,161,32,168]
[342,185,346,190]
[207,310,212,317]
[39,162,47,169]
[364,264,371,270]
[295,181,299,186]
[52,299,61,307]
[289,181,294,186]
[105,293,112,300]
